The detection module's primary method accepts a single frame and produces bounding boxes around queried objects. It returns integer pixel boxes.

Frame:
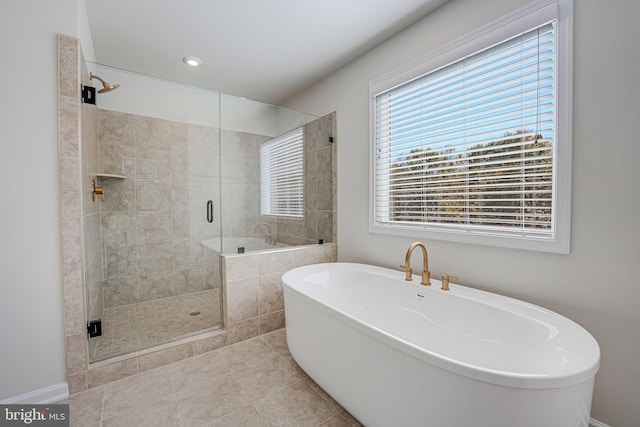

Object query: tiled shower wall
[272,113,335,245]
[221,129,270,238]
[198,114,335,247]
[97,111,222,309]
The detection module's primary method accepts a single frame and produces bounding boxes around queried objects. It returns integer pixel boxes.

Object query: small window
[260,127,304,218]
[370,1,571,253]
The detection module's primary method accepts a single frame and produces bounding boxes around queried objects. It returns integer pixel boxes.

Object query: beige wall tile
[257,250,296,276]
[100,179,136,211]
[138,343,193,373]
[103,243,137,279]
[87,358,139,389]
[224,255,258,282]
[323,243,338,262]
[219,337,277,371]
[59,96,79,157]
[172,268,206,295]
[66,334,88,375]
[135,211,171,244]
[63,274,85,336]
[66,372,88,395]
[293,245,324,267]
[137,241,173,275]
[226,277,258,324]
[259,310,285,334]
[192,332,228,355]
[58,35,78,98]
[135,115,173,150]
[226,318,259,345]
[102,276,137,308]
[135,179,171,211]
[137,272,175,302]
[60,156,81,218]
[258,272,284,315]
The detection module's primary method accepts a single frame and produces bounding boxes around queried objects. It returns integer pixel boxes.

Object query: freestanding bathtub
[282,262,600,427]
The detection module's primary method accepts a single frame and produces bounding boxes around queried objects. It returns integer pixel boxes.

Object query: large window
[370,0,572,253]
[260,127,304,218]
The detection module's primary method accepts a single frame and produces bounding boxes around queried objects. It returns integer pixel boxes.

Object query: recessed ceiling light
[182,56,202,67]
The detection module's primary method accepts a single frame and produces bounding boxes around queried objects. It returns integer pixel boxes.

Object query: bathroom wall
[98,110,222,309]
[0,0,88,402]
[284,0,640,426]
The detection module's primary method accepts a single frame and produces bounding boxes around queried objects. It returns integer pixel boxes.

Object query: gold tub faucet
[400,242,430,286]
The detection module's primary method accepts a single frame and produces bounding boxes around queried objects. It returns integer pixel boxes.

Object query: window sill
[370,223,570,254]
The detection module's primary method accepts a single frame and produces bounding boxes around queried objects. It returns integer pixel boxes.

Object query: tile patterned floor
[93,290,223,361]
[63,329,362,427]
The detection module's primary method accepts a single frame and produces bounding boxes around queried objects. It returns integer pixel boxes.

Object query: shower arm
[89,73,108,86]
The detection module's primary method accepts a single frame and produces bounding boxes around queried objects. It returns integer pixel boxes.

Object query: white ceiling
[85,0,448,105]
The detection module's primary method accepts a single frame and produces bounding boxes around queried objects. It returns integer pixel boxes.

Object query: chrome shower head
[90,73,120,93]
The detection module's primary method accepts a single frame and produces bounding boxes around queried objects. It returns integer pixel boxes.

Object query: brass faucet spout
[400,242,430,286]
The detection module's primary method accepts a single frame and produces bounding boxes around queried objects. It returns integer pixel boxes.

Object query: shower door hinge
[81,85,96,105]
[87,320,102,338]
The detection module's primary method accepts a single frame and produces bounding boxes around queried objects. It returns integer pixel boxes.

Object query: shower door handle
[206,200,214,223]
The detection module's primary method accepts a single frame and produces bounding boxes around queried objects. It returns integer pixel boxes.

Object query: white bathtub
[282,262,600,427]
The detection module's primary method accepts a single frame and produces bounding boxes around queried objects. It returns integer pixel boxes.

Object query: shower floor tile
[92,289,222,361]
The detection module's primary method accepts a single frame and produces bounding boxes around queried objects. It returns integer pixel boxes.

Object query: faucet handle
[441,274,459,291]
[92,179,105,202]
[399,264,412,281]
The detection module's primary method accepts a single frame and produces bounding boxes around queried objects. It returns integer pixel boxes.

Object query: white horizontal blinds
[260,127,304,218]
[375,21,555,237]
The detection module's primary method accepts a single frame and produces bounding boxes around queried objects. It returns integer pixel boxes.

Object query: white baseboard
[0,383,68,404]
[590,418,611,427]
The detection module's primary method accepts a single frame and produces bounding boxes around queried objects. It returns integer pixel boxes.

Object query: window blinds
[374,21,556,238]
[261,127,304,218]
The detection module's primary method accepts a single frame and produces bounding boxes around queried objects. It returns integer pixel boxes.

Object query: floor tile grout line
[223,334,303,427]
[226,364,271,426]
[99,365,173,423]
